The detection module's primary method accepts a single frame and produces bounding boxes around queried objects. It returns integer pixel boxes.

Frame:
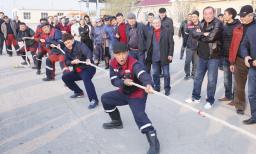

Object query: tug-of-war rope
[12,44,256,141]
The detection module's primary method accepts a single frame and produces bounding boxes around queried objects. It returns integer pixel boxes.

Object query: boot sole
[103,125,123,129]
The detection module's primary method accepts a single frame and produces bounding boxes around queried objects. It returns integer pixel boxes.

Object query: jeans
[192,58,219,104]
[152,61,171,92]
[184,48,198,76]
[62,67,98,102]
[222,57,233,99]
[129,50,145,65]
[248,68,256,120]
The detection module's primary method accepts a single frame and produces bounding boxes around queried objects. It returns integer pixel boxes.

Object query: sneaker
[88,99,99,109]
[218,97,232,102]
[204,102,212,110]
[70,92,84,98]
[185,98,200,104]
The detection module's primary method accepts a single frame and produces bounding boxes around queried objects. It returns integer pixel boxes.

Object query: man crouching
[101,42,160,154]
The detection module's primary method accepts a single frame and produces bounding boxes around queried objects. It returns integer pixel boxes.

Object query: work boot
[146,130,160,154]
[103,108,123,129]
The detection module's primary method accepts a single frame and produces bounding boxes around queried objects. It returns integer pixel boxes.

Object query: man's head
[96,18,103,26]
[48,16,53,23]
[113,42,129,65]
[110,16,117,26]
[104,16,111,25]
[60,17,66,24]
[152,17,161,30]
[147,13,154,24]
[116,12,124,24]
[84,15,90,24]
[79,19,86,26]
[239,5,254,25]
[224,8,237,23]
[3,16,9,23]
[203,6,215,23]
[218,13,224,22]
[187,13,192,21]
[41,22,51,34]
[40,18,48,25]
[0,12,4,19]
[159,8,167,20]
[63,33,74,50]
[191,10,199,24]
[127,12,136,27]
[70,18,77,24]
[19,22,27,31]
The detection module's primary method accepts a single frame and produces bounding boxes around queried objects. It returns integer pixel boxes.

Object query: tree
[104,0,136,15]
[172,0,193,23]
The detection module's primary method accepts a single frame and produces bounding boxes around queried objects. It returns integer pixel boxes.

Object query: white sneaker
[204,102,212,110]
[185,98,200,104]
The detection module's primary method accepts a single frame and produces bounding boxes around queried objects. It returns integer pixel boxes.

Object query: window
[23,12,31,20]
[57,12,64,16]
[41,12,48,18]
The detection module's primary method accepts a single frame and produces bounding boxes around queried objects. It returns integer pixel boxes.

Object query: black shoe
[146,130,160,154]
[36,70,41,75]
[154,88,160,92]
[103,108,123,129]
[184,75,190,80]
[165,90,170,96]
[190,75,195,79]
[70,92,84,98]
[236,109,244,115]
[243,118,256,125]
[42,77,54,81]
[21,62,28,65]
[105,65,109,69]
[32,66,37,69]
[7,51,13,57]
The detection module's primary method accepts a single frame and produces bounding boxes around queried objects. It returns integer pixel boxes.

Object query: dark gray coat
[146,27,174,65]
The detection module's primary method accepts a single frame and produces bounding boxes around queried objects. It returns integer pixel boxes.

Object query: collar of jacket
[226,19,240,26]
[128,22,138,29]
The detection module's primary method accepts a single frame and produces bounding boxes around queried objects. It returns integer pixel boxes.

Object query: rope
[78,60,256,141]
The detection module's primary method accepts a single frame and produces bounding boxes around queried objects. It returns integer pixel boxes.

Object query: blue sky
[0,0,88,16]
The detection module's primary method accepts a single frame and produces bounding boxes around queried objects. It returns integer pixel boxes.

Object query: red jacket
[56,23,71,34]
[110,56,145,98]
[229,24,244,65]
[118,22,127,44]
